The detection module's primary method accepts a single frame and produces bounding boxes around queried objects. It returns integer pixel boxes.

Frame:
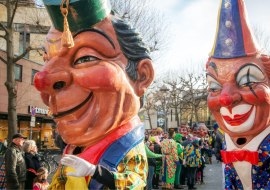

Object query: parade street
[194,160,223,190]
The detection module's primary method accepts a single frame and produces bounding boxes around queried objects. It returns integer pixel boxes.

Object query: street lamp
[160,85,169,132]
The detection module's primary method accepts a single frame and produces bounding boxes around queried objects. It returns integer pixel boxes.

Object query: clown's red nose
[219,94,233,107]
[34,71,50,91]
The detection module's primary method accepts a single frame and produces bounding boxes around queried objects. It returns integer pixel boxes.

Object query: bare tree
[110,0,169,56]
[180,72,208,123]
[142,92,155,129]
[0,0,45,140]
[253,25,270,54]
[164,79,186,127]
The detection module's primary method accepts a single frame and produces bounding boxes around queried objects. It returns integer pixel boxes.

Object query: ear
[134,59,154,97]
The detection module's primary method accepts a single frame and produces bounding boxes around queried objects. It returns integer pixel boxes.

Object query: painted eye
[236,64,265,87]
[238,76,257,87]
[208,82,222,92]
[207,75,222,92]
[74,56,100,65]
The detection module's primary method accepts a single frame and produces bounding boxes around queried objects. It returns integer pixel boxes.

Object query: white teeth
[220,104,252,118]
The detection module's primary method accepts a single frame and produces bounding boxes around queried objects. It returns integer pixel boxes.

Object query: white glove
[60,154,97,177]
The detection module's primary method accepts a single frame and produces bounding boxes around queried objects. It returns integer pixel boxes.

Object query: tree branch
[0,34,6,40]
[0,56,7,64]
[9,0,19,28]
[13,46,42,63]
[0,23,8,33]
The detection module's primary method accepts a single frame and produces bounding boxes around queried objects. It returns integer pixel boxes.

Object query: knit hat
[174,133,183,142]
[149,136,156,143]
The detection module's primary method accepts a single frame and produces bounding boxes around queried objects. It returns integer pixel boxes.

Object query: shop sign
[28,106,49,115]
[30,116,35,127]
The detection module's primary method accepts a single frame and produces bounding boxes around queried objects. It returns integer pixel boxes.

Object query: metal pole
[164,96,167,133]
[30,126,32,140]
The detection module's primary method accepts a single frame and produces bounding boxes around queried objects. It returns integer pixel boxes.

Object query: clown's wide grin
[220,104,256,132]
[53,92,93,118]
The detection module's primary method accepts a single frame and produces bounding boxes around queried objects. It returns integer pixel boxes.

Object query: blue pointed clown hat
[210,0,260,59]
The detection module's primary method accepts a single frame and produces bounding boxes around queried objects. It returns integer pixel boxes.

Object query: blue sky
[153,0,270,76]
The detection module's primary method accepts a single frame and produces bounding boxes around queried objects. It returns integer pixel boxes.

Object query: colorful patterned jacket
[223,134,270,190]
[184,144,202,168]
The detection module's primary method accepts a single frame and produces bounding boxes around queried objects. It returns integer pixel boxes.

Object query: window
[14,64,22,82]
[31,69,38,84]
[19,32,30,59]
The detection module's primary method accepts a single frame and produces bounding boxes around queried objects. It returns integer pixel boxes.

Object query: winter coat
[5,142,27,189]
[25,152,41,189]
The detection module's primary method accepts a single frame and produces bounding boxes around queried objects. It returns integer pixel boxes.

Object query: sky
[152,0,270,76]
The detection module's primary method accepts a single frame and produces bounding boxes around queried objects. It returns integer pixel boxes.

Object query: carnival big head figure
[34,0,154,189]
[34,0,154,146]
[206,0,270,189]
[197,123,209,138]
[179,124,189,137]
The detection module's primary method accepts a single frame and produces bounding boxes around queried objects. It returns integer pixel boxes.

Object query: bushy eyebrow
[73,28,116,49]
[209,62,218,76]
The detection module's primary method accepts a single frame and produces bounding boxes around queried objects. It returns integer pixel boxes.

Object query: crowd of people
[0,122,222,190]
[144,123,221,190]
[2,133,49,190]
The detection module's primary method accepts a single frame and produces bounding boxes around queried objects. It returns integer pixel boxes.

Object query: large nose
[219,84,241,107]
[34,70,71,93]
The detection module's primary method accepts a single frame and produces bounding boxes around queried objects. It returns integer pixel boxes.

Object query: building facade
[0,1,59,150]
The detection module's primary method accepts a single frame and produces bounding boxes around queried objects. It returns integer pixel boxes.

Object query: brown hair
[34,167,48,183]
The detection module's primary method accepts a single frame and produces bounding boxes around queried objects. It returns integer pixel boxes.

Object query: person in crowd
[151,136,162,189]
[213,123,224,163]
[184,139,202,190]
[160,130,179,189]
[155,127,163,142]
[196,140,206,185]
[23,140,41,190]
[162,132,168,142]
[34,0,154,189]
[181,134,193,147]
[3,138,8,148]
[144,137,163,190]
[0,140,5,155]
[5,133,27,190]
[213,123,225,188]
[33,167,49,190]
[180,134,193,186]
[174,133,184,189]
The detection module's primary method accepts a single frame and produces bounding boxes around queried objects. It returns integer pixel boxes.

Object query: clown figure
[34,0,154,189]
[206,0,270,189]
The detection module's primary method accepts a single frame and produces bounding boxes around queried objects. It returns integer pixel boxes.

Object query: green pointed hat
[42,0,111,32]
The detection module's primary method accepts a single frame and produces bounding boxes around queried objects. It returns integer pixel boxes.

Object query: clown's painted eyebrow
[246,67,258,98]
[236,63,263,76]
[209,62,218,75]
[74,28,116,49]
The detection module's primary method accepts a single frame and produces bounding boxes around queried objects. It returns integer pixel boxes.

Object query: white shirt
[225,127,270,190]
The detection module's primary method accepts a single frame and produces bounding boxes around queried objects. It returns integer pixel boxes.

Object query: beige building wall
[0,51,46,114]
[0,4,49,64]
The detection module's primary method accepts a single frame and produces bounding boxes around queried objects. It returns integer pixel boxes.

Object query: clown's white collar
[225,126,270,151]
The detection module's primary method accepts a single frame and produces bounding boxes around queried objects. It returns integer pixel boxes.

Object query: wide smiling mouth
[222,105,254,126]
[53,92,93,118]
